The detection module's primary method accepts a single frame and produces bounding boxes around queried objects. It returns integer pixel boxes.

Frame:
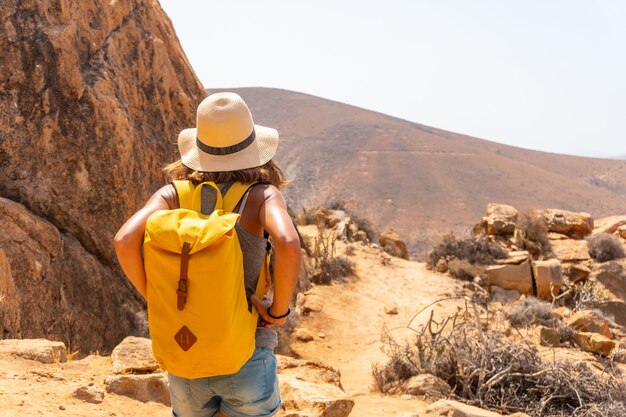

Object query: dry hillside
[207,87,626,257]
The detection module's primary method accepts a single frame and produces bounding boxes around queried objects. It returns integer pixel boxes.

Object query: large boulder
[0,0,205,352]
[0,198,145,351]
[485,261,533,295]
[379,229,409,260]
[538,209,593,239]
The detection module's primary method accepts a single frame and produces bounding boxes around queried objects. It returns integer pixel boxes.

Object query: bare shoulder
[151,184,177,209]
[249,184,284,205]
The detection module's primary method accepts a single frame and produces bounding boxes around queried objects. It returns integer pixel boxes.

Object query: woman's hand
[250,295,289,327]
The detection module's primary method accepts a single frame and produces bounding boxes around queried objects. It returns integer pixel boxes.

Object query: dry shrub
[447,259,485,281]
[311,223,354,284]
[313,256,354,285]
[572,281,611,311]
[514,211,552,259]
[506,298,558,327]
[352,214,379,242]
[373,303,625,416]
[427,233,508,269]
[586,233,626,262]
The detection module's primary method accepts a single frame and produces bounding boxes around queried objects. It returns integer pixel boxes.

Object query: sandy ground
[0,234,468,417]
[0,353,171,417]
[290,231,468,417]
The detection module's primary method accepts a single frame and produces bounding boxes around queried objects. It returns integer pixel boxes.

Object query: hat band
[196,129,256,156]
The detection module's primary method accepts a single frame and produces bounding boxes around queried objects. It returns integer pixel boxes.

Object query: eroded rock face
[0,0,206,352]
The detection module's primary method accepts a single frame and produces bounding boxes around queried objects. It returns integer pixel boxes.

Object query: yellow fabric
[143,180,264,378]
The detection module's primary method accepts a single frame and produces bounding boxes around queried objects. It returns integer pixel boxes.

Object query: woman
[114,92,301,417]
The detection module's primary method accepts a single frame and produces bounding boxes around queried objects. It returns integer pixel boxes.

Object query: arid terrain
[208,87,626,257]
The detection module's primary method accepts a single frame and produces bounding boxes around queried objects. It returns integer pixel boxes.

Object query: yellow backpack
[143,181,270,378]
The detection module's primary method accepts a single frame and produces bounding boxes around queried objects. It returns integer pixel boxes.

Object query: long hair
[163,159,286,189]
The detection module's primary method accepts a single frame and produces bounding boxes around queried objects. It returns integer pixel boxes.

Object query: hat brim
[178,125,279,172]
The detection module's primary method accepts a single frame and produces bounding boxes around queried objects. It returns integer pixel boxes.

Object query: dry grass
[427,233,508,269]
[506,298,558,327]
[514,211,552,259]
[447,259,485,281]
[373,300,625,416]
[310,223,354,284]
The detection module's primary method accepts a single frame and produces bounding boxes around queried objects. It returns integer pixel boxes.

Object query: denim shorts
[167,347,281,417]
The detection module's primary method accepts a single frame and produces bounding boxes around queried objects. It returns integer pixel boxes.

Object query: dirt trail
[290,234,467,417]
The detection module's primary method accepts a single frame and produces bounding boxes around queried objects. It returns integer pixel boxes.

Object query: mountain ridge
[207,87,626,257]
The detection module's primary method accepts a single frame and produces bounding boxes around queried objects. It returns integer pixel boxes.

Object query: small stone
[293,328,315,342]
[59,405,65,410]
[385,305,399,315]
[435,259,448,273]
[71,384,105,404]
[400,394,416,400]
[537,326,561,347]
[566,311,612,338]
[317,333,326,339]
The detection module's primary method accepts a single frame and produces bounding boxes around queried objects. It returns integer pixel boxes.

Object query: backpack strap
[172,180,195,210]
[223,182,256,212]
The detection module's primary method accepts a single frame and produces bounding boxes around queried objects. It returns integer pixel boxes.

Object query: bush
[427,233,508,268]
[373,306,626,416]
[572,281,611,312]
[313,256,354,284]
[587,233,626,262]
[447,259,485,281]
[310,223,355,285]
[514,211,552,258]
[506,297,558,327]
[352,214,379,243]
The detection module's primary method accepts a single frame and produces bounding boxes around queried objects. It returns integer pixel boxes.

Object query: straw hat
[178,92,279,172]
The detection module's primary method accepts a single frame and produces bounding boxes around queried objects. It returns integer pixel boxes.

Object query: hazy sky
[160,1,625,158]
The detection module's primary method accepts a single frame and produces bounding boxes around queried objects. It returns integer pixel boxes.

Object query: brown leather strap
[177,242,192,311]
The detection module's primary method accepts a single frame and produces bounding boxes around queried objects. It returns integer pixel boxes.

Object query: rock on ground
[0,339,67,364]
[380,229,410,260]
[71,384,105,404]
[111,336,158,374]
[426,399,524,417]
[105,373,170,406]
[277,355,354,417]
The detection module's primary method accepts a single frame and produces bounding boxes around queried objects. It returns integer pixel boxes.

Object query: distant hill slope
[207,87,626,257]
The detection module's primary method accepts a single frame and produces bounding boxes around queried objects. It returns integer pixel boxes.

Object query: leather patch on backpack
[174,325,197,351]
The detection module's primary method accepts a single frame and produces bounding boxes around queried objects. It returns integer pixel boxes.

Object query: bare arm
[113,186,172,299]
[253,186,301,326]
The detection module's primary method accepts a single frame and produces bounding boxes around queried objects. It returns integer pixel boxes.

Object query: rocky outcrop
[0,0,206,352]
[538,209,593,239]
[479,203,518,236]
